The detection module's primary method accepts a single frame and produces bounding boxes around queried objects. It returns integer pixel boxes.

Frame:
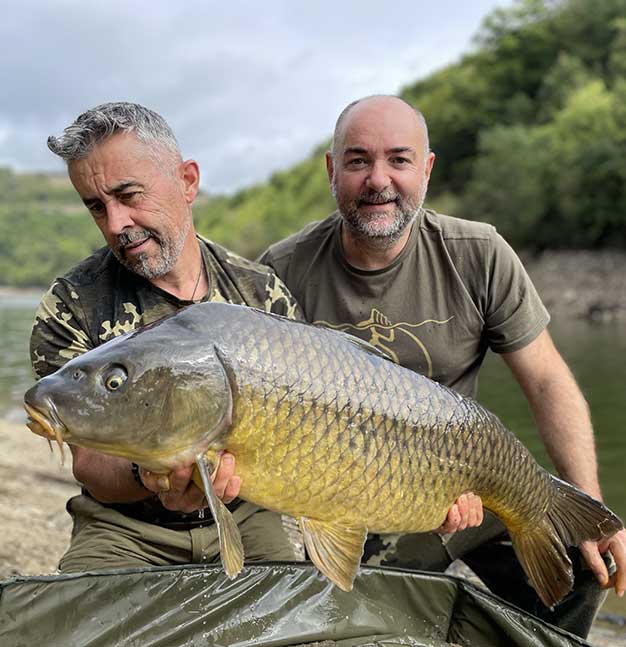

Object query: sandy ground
[0,419,77,578]
[0,418,624,646]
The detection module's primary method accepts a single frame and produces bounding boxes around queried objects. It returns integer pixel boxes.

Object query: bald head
[331,96,430,160]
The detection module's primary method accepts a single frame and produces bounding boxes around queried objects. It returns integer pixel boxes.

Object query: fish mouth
[24,400,68,458]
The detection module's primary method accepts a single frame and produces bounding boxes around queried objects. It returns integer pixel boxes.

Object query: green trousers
[59,495,299,573]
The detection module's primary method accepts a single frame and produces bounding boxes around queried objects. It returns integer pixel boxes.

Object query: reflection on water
[1,295,624,522]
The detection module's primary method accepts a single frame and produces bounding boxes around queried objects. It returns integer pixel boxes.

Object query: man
[259,95,626,637]
[30,102,304,571]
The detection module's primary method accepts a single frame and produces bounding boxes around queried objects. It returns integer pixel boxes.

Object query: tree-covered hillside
[2,0,626,287]
[0,169,101,286]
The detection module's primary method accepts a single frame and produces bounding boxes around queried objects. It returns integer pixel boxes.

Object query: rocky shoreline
[522,249,626,322]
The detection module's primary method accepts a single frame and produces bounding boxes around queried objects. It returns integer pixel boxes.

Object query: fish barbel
[24,302,623,607]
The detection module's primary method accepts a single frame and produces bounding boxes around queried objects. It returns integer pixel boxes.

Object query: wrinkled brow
[82,181,143,207]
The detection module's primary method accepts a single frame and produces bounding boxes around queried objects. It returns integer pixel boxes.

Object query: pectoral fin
[299,517,367,591]
[195,454,244,579]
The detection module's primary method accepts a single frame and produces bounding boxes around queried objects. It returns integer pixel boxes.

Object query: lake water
[2,293,624,524]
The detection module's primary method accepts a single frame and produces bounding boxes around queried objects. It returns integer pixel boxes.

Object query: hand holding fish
[139,451,241,511]
[436,492,484,534]
[579,528,626,597]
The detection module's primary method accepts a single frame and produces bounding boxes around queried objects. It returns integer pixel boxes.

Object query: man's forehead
[68,135,159,191]
[338,98,424,151]
[79,133,151,164]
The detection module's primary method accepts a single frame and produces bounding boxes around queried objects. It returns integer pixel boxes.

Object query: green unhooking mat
[0,563,591,646]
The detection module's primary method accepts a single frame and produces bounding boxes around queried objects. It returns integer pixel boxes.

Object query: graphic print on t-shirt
[314,308,453,378]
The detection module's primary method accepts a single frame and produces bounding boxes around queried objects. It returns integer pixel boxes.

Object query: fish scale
[228,318,535,530]
[23,301,623,607]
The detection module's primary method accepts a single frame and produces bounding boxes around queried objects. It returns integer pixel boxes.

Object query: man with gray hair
[259,94,626,638]
[31,101,302,571]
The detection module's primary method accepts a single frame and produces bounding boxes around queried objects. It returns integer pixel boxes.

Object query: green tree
[461,125,548,248]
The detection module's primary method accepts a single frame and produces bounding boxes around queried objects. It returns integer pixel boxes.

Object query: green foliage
[3,0,626,287]
[462,125,548,246]
[0,170,103,286]
[0,203,102,287]
[194,148,336,259]
[0,168,78,204]
[429,0,626,249]
[463,77,626,248]
[545,80,626,246]
[536,53,591,121]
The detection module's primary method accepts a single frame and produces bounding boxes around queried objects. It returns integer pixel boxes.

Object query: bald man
[259,95,626,638]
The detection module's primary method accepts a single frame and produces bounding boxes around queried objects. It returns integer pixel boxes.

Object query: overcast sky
[0,1,509,194]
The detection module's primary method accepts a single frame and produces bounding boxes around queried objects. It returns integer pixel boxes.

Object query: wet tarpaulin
[0,563,590,647]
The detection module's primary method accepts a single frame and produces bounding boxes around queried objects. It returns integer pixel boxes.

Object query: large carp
[24,302,622,607]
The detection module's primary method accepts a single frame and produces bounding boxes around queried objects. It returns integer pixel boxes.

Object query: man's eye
[347,158,367,167]
[120,192,140,201]
[88,203,105,217]
[391,157,410,166]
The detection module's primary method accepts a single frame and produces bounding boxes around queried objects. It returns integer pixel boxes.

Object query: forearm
[524,368,601,499]
[502,329,601,499]
[71,446,152,504]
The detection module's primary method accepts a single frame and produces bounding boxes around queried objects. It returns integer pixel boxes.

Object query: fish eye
[104,366,128,392]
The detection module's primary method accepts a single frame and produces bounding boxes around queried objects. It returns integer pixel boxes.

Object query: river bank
[522,249,626,322]
[0,419,76,578]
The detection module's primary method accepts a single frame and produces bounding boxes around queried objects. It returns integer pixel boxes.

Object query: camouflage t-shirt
[260,210,550,399]
[30,234,302,527]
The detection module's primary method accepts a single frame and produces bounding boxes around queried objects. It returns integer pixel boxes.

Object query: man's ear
[424,151,436,184]
[180,159,200,204]
[325,151,335,186]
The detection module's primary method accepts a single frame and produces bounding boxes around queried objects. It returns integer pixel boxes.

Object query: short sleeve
[30,280,94,379]
[484,233,550,353]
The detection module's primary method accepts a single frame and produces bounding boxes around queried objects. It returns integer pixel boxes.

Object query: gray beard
[334,182,425,249]
[112,219,190,279]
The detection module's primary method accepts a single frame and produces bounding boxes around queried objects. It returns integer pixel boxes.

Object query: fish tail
[509,476,623,608]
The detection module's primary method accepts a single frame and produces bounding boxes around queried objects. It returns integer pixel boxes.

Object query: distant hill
[3,0,626,287]
[0,169,102,287]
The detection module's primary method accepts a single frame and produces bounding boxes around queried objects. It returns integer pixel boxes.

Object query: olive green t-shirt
[260,210,549,399]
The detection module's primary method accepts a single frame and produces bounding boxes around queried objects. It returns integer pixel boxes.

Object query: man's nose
[365,161,391,192]
[105,201,135,235]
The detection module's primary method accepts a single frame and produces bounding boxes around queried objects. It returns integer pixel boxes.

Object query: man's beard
[334,181,426,249]
[112,219,190,279]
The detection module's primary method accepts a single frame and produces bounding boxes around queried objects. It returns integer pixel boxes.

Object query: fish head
[24,312,233,471]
